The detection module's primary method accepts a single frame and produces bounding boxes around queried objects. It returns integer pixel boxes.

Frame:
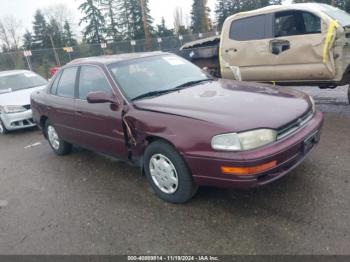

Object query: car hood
[133,79,312,132]
[0,85,47,106]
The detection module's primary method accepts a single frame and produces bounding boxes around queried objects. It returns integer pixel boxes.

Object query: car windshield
[316,4,350,26]
[0,72,48,94]
[108,55,210,101]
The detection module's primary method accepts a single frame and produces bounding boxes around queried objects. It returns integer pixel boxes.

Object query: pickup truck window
[56,67,77,98]
[229,14,272,41]
[275,11,321,37]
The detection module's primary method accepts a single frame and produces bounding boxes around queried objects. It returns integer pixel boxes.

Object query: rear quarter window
[50,71,62,95]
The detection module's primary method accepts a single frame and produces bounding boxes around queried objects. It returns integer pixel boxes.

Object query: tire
[348,85,350,104]
[144,140,198,204]
[45,120,72,156]
[0,118,8,135]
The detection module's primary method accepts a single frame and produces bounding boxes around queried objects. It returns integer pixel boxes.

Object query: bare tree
[0,16,22,51]
[173,7,184,34]
[43,4,74,31]
[0,21,11,51]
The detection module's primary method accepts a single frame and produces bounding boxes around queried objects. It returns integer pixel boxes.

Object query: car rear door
[73,65,128,159]
[46,66,79,143]
[221,10,335,82]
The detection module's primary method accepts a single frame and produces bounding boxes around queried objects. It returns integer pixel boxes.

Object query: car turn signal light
[221,160,277,176]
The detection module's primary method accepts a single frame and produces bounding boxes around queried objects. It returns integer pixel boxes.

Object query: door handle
[270,40,290,55]
[225,48,238,53]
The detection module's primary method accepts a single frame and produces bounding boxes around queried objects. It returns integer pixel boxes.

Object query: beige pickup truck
[179,3,350,102]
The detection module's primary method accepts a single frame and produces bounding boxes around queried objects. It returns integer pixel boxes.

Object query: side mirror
[87,91,119,105]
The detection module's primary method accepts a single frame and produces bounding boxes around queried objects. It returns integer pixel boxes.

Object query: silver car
[0,70,48,134]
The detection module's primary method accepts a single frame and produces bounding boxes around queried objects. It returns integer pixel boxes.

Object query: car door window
[303,12,321,34]
[230,15,272,41]
[275,11,321,37]
[78,66,113,100]
[56,67,77,98]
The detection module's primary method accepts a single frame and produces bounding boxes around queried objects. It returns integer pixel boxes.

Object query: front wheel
[45,121,72,155]
[0,119,8,135]
[144,140,198,204]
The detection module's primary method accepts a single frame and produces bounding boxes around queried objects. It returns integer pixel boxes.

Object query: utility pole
[140,0,152,51]
[49,34,61,67]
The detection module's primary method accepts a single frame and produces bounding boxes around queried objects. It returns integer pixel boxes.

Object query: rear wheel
[45,121,72,155]
[0,119,8,135]
[144,140,198,204]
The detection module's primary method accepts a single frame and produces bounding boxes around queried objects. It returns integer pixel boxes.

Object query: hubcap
[149,154,179,194]
[47,125,60,150]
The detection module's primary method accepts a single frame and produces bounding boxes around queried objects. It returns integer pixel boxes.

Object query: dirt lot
[0,86,349,255]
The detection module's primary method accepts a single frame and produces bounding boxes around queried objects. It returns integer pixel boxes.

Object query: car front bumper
[186,111,324,189]
[0,110,36,131]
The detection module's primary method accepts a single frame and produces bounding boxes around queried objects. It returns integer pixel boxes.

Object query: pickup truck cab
[179,3,350,102]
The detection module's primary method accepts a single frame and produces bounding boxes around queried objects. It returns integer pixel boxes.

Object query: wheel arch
[39,116,48,137]
[139,135,187,176]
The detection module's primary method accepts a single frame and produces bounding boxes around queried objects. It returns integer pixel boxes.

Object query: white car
[0,70,48,134]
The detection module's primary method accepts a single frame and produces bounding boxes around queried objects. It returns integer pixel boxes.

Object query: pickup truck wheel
[0,119,8,135]
[45,121,72,155]
[144,140,198,204]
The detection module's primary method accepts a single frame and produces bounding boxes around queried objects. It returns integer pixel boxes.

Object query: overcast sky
[0,0,217,37]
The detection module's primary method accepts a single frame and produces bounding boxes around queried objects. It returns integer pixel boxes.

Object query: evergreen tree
[63,20,78,46]
[100,0,120,42]
[117,0,154,40]
[191,0,210,33]
[79,0,105,44]
[215,0,282,29]
[23,30,33,50]
[32,10,50,49]
[156,17,173,37]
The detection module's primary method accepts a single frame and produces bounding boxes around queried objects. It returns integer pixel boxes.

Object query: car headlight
[309,96,316,113]
[0,105,27,114]
[211,129,277,151]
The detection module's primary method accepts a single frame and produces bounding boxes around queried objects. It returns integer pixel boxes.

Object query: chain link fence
[0,31,219,78]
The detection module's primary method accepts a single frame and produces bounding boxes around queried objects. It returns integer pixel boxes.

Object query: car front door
[73,65,128,159]
[221,10,335,82]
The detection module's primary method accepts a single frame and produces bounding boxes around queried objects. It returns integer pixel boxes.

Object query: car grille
[23,104,31,110]
[277,109,314,140]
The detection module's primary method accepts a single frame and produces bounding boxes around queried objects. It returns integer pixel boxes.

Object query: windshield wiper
[132,89,176,101]
[131,79,213,102]
[173,79,212,89]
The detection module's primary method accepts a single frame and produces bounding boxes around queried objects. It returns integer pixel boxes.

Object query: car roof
[0,70,32,77]
[228,3,332,20]
[68,51,166,66]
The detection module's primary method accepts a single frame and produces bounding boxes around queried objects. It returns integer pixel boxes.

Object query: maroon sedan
[31,52,323,203]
